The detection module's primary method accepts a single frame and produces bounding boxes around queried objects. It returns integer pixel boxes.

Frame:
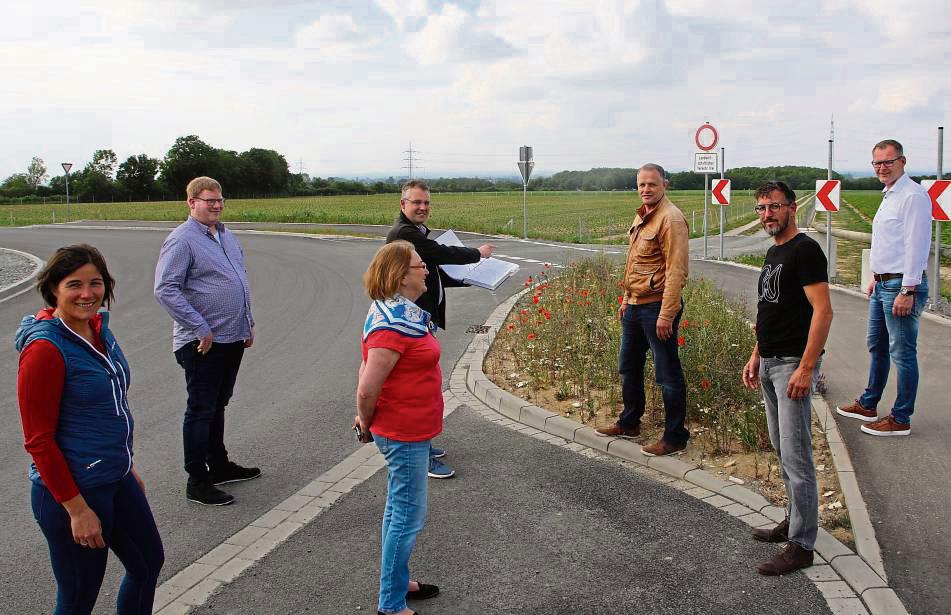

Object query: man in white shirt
[836,140,932,436]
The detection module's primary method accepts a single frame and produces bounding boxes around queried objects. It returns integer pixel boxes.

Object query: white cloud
[1,0,948,180]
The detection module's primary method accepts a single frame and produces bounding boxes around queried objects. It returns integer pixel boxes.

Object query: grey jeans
[759,356,820,551]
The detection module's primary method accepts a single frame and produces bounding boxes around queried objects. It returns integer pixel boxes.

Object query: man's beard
[764,217,788,237]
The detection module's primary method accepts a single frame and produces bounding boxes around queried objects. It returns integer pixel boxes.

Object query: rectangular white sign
[694,153,718,174]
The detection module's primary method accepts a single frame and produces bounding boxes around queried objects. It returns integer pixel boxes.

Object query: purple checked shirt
[154,217,255,351]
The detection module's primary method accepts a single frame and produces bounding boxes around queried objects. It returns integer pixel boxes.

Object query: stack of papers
[434,230,520,291]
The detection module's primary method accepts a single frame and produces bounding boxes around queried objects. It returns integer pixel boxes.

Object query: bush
[490,257,768,453]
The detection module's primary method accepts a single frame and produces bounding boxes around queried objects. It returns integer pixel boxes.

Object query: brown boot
[595,423,640,438]
[641,439,686,457]
[752,518,789,543]
[756,542,814,576]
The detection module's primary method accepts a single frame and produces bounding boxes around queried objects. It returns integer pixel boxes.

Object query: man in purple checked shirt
[154,176,260,507]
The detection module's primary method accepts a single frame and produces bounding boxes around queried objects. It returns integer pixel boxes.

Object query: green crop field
[834,190,951,244]
[0,190,764,244]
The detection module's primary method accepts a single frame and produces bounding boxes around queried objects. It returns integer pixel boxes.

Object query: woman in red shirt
[16,244,164,614]
[355,240,442,615]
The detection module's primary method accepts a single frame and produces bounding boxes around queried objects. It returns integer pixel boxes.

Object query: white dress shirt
[869,173,933,287]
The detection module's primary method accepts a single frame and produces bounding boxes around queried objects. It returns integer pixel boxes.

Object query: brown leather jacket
[622,196,689,321]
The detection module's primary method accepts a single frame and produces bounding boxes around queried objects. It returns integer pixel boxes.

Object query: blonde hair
[186,176,223,199]
[364,240,414,300]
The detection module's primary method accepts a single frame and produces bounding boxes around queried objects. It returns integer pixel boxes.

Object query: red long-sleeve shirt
[17,312,105,503]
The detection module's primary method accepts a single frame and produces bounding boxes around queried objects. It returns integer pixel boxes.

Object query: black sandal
[407,582,439,600]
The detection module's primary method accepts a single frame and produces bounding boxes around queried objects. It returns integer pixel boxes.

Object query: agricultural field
[0,190,764,243]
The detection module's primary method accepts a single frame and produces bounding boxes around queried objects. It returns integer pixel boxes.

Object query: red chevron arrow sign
[922,179,951,221]
[815,180,840,212]
[712,179,731,205]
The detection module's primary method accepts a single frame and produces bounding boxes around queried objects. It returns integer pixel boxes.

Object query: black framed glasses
[753,202,791,214]
[193,197,225,205]
[870,157,902,168]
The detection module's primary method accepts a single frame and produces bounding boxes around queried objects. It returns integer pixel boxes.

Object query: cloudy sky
[3,0,948,182]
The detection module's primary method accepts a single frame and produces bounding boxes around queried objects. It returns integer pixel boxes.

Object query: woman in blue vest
[16,244,164,615]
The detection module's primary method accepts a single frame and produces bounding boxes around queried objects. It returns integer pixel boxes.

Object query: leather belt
[873,273,902,282]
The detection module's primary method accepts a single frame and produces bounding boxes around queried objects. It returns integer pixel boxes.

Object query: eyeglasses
[193,197,225,205]
[409,263,428,270]
[753,202,792,214]
[402,199,430,207]
[870,157,902,168]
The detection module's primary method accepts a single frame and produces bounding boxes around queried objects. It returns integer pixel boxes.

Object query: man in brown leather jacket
[597,163,690,456]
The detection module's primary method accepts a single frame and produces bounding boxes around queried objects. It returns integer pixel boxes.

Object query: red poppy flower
[527,333,536,340]
[681,319,690,329]
[617,295,624,305]
[678,336,686,347]
[700,378,711,390]
[532,295,540,304]
[507,324,515,331]
[581,289,589,297]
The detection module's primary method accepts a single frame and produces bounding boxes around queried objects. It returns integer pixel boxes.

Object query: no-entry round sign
[695,123,718,151]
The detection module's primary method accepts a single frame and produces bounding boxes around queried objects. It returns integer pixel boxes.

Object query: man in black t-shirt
[741,181,833,576]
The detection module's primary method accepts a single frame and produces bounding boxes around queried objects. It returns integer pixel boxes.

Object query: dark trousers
[174,340,245,479]
[617,301,689,446]
[32,473,164,615]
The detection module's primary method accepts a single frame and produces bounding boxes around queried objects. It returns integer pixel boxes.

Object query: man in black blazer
[386,179,495,478]
[386,180,495,330]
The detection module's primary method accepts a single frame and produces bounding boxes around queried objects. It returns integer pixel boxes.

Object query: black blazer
[385,212,481,329]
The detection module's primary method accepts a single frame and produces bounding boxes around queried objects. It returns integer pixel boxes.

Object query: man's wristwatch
[899,286,915,296]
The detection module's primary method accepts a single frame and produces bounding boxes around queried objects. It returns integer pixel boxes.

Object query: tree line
[1,137,930,204]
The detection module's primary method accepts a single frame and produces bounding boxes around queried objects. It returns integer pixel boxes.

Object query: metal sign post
[694,123,719,259]
[517,146,535,240]
[719,147,725,259]
[934,126,944,309]
[61,162,73,223]
[827,139,834,280]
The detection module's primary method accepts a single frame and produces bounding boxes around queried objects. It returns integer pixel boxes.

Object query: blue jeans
[31,473,165,614]
[174,341,245,479]
[374,435,430,614]
[858,277,928,425]
[760,356,820,551]
[617,301,689,446]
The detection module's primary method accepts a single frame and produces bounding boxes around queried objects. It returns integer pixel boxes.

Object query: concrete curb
[0,246,44,304]
[455,285,909,615]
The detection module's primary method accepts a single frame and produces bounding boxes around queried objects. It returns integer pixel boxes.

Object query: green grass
[729,254,765,268]
[489,259,768,454]
[0,190,765,244]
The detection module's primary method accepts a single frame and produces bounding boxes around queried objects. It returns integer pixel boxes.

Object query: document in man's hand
[435,229,520,291]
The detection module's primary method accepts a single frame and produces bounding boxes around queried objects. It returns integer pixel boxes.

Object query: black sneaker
[187,478,235,506]
[209,461,262,485]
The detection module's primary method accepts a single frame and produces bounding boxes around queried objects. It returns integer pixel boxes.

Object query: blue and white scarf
[363,295,434,341]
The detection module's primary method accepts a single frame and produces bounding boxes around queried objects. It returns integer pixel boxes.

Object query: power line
[403,142,422,178]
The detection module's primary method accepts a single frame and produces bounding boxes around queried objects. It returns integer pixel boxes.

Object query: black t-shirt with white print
[756,233,828,358]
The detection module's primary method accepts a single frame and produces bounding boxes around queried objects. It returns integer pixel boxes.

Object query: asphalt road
[691,259,951,615]
[0,224,598,614]
[193,406,828,615]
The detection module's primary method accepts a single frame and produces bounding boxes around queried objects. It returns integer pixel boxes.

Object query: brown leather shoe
[641,439,686,457]
[756,542,814,576]
[752,518,789,543]
[860,415,911,436]
[596,423,640,438]
[836,400,877,421]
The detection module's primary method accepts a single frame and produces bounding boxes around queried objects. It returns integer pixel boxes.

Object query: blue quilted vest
[15,311,134,491]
